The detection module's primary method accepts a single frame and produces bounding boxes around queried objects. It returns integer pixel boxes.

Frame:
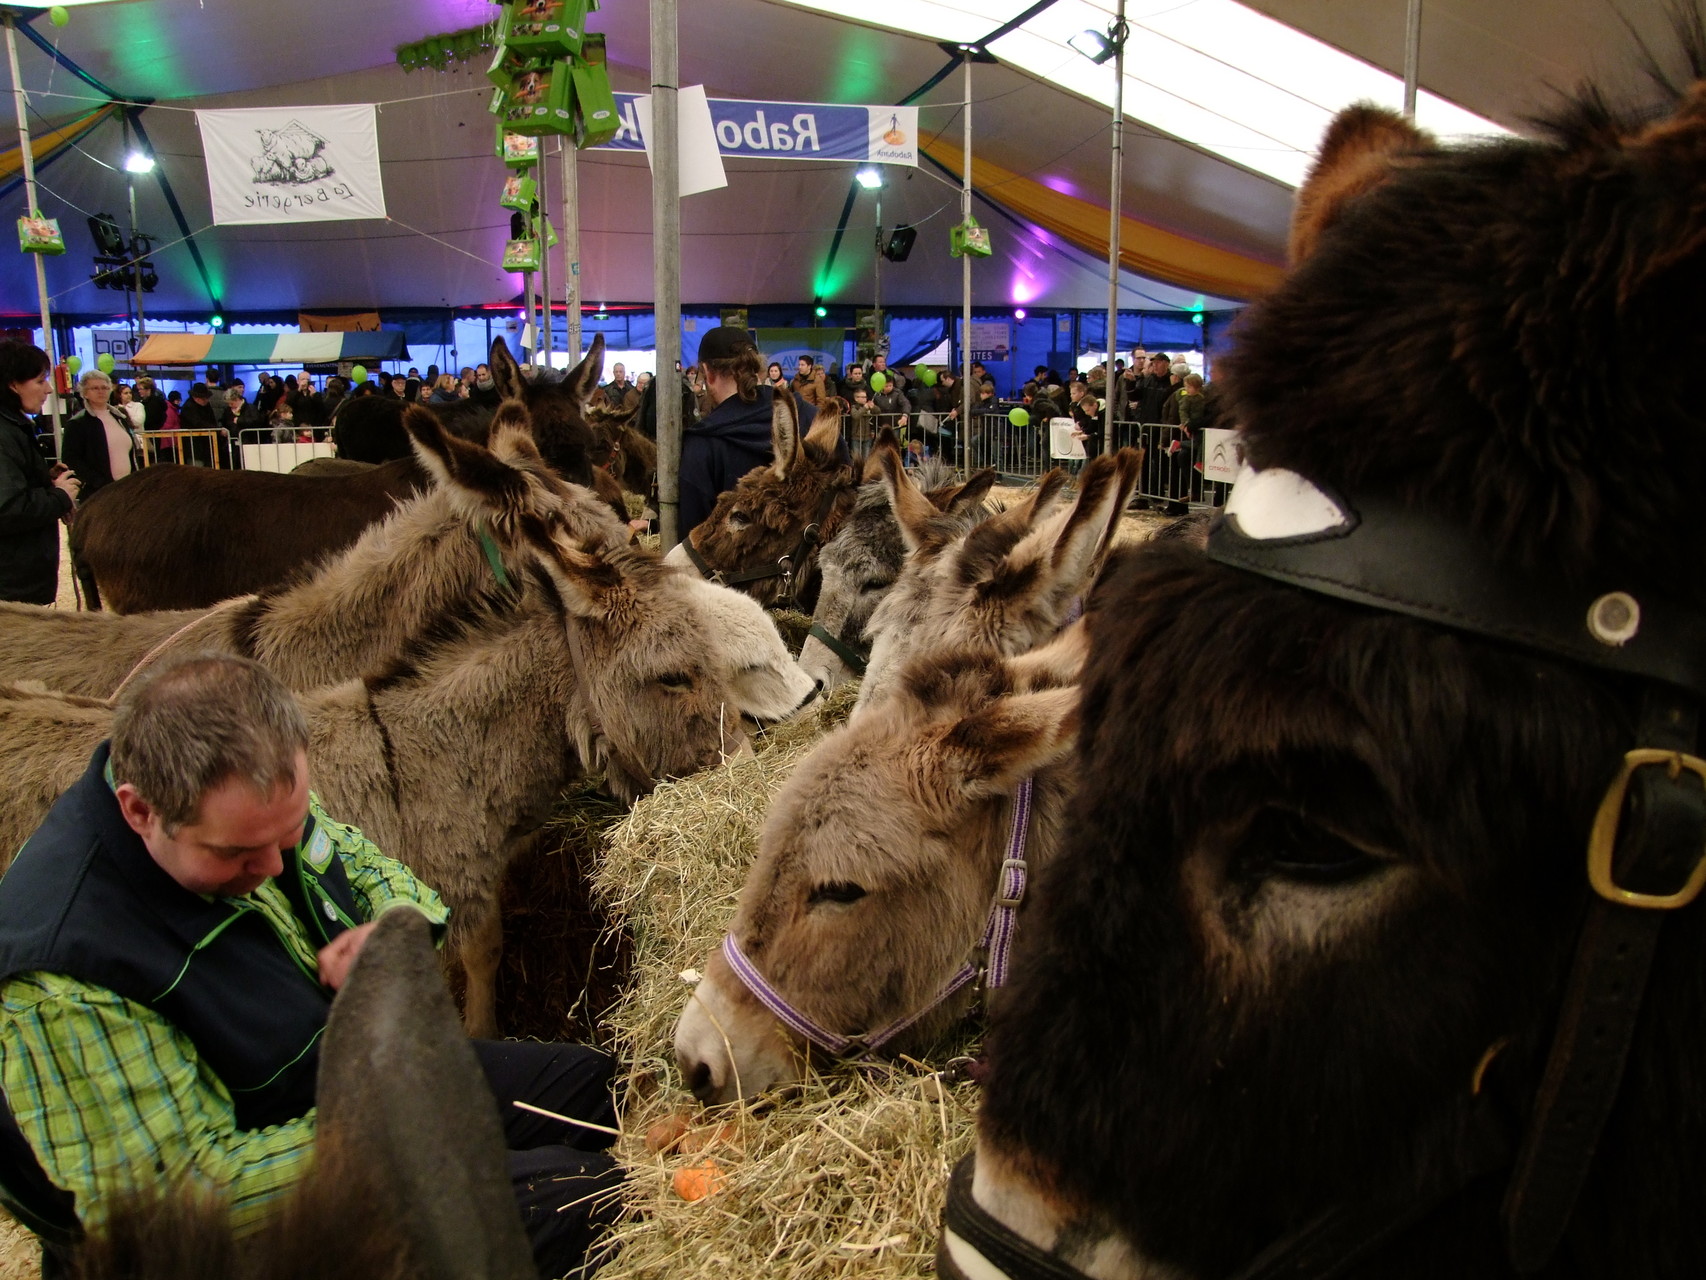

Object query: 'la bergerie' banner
[599,95,917,166]
[196,104,387,225]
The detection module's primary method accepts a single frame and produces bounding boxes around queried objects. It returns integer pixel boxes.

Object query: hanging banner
[196,105,387,225]
[602,95,917,166]
[299,311,382,333]
[967,321,1011,364]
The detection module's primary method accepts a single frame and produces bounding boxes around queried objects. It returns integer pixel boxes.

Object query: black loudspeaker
[883,225,917,262]
[87,213,125,257]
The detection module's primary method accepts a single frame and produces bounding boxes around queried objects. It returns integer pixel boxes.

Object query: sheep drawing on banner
[251,120,333,185]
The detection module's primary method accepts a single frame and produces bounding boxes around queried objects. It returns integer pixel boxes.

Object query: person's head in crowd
[766,362,784,385]
[696,326,762,405]
[851,387,870,409]
[636,371,652,393]
[110,654,310,898]
[225,386,245,409]
[1170,360,1190,383]
[166,390,182,407]
[843,364,865,387]
[795,355,815,380]
[426,364,439,384]
[404,377,421,403]
[905,438,925,464]
[939,369,957,388]
[390,374,407,397]
[408,367,421,380]
[1183,372,1204,395]
[115,384,135,408]
[0,342,51,420]
[78,369,113,409]
[610,362,629,387]
[475,363,492,388]
[459,366,475,386]
[1034,365,1049,381]
[134,376,155,400]
[189,383,211,407]
[872,355,890,375]
[1149,352,1171,377]
[1021,380,1039,405]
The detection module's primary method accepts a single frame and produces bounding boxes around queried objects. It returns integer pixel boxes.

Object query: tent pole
[960,51,972,474]
[537,141,553,367]
[652,0,681,547]
[561,137,581,363]
[4,12,62,450]
[1403,0,1422,118]
[1102,0,1125,455]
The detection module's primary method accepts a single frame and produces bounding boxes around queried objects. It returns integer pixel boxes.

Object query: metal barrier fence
[237,427,337,473]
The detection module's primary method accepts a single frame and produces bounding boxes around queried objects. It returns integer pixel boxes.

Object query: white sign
[196,104,387,225]
[967,321,1010,364]
[633,85,729,197]
[89,328,139,363]
[1049,417,1085,460]
[1202,428,1245,483]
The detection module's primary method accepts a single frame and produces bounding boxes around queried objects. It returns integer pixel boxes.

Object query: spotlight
[1014,308,1028,321]
[123,151,155,174]
[854,166,884,190]
[1068,29,1116,64]
[814,304,828,319]
[209,313,224,330]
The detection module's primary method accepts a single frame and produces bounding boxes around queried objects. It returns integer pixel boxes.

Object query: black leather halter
[678,486,843,608]
[940,469,1706,1280]
[804,620,869,674]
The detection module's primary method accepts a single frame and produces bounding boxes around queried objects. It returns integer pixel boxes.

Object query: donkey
[62,909,536,1280]
[70,336,611,613]
[587,399,659,500]
[0,477,749,1037]
[664,392,858,610]
[854,449,1141,715]
[796,432,997,692]
[940,45,1706,1280]
[674,634,1086,1104]
[0,404,613,700]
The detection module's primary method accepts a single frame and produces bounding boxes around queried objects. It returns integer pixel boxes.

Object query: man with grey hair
[0,654,623,1277]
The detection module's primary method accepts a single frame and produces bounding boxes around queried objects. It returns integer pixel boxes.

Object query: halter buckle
[1586,748,1706,910]
[995,857,1028,908]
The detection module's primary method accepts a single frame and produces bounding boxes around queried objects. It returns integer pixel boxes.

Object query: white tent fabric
[0,0,1683,319]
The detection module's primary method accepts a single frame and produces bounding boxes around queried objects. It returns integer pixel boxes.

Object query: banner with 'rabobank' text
[599,95,917,166]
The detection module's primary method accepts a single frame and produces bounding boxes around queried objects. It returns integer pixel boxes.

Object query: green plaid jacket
[0,792,447,1235]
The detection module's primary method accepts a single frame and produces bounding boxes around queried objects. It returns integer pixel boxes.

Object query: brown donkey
[664,391,857,609]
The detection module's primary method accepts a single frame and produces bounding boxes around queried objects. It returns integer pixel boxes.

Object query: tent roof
[0,0,1684,321]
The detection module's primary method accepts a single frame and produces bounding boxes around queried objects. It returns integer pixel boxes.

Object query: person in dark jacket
[58,369,140,501]
[135,376,167,432]
[178,382,230,468]
[0,341,81,604]
[677,326,817,537]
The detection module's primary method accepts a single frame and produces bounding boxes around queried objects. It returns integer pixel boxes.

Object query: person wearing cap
[178,381,231,468]
[677,326,818,536]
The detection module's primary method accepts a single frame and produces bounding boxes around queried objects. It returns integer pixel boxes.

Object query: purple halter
[720,775,1036,1060]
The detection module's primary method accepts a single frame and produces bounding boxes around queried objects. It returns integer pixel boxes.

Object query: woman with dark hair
[0,341,82,603]
[765,361,786,389]
[59,369,140,502]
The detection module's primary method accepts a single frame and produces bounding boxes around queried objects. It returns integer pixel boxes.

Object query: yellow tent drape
[0,102,121,187]
[921,136,1285,303]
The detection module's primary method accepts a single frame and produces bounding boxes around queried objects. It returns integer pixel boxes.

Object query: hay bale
[591,684,979,1279]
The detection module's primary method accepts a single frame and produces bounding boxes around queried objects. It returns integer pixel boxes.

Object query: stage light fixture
[814,304,828,318]
[854,166,884,190]
[1068,29,1116,64]
[123,151,155,174]
[87,212,124,257]
[882,225,916,262]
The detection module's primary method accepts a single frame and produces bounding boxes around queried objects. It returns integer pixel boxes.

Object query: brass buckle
[1586,748,1706,910]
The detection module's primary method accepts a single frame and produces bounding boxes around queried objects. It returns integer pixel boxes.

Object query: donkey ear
[1005,618,1090,691]
[488,336,526,400]
[803,397,845,461]
[926,465,997,515]
[771,388,801,479]
[1046,448,1139,581]
[407,406,538,531]
[565,333,606,406]
[925,686,1080,802]
[863,427,901,481]
[487,400,543,464]
[533,536,637,621]
[1290,103,1433,266]
[876,438,942,552]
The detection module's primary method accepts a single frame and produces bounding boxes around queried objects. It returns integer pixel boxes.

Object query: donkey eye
[808,881,867,906]
[727,510,751,530]
[657,672,694,692]
[1240,807,1384,886]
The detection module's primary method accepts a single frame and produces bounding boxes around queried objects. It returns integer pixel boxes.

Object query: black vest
[0,745,365,1130]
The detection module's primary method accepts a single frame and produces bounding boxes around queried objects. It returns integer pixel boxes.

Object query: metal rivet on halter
[1586,592,1640,647]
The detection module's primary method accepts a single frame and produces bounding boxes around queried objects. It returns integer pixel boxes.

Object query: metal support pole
[652,0,682,547]
[1403,0,1423,119]
[1103,0,1126,454]
[960,52,973,470]
[561,138,582,363]
[537,141,553,366]
[873,186,882,345]
[124,113,146,346]
[4,13,61,447]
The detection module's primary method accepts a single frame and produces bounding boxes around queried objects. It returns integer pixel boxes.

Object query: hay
[591,683,979,1279]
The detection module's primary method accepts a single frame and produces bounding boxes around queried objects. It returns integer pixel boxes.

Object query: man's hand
[317,921,377,990]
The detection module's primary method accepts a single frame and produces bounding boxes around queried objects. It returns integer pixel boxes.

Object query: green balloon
[65,355,81,374]
[48,6,69,26]
[350,364,369,384]
[1008,407,1030,427]
[869,371,887,392]
[96,352,115,375]
[918,366,937,387]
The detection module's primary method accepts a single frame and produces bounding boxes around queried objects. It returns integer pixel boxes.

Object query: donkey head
[799,429,997,692]
[488,334,604,488]
[679,574,818,725]
[675,643,1079,1104]
[667,391,856,608]
[524,528,747,802]
[967,50,1706,1280]
[857,449,1140,716]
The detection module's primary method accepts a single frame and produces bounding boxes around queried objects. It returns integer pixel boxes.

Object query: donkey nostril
[686,1060,712,1098]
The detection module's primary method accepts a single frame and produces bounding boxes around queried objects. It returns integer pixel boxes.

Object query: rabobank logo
[601,93,919,169]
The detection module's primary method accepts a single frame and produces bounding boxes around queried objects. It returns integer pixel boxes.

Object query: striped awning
[132,331,408,366]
